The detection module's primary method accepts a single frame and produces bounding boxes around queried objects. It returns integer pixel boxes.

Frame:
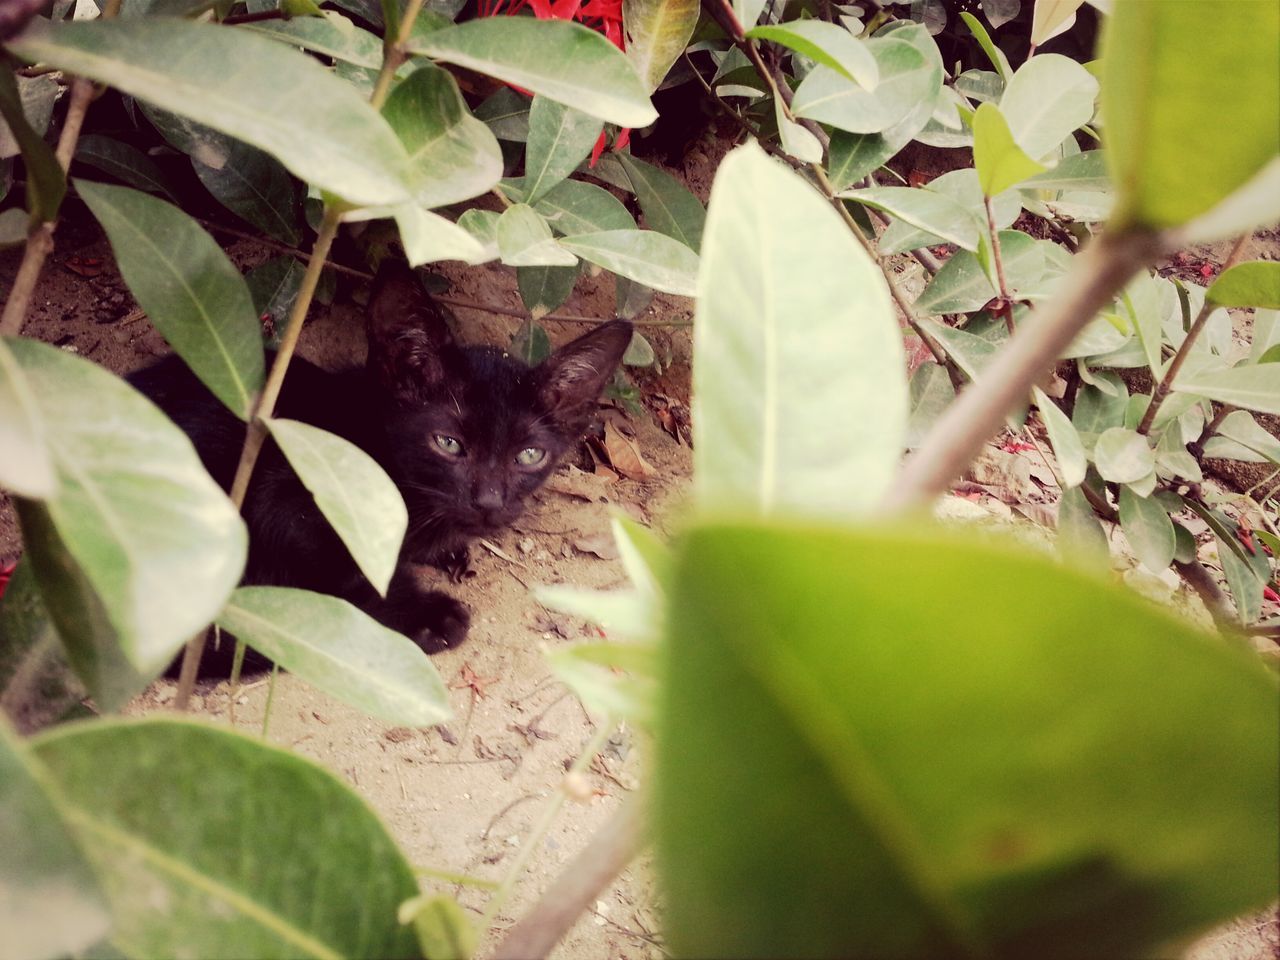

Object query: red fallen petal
[589,129,607,167]
[1264,586,1280,603]
[1236,527,1257,554]
[1200,264,1215,278]
[614,127,631,152]
[0,560,15,601]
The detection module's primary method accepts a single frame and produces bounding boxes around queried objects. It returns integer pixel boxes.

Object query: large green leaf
[263,419,407,597]
[1033,387,1086,487]
[1176,364,1280,415]
[1206,261,1280,309]
[0,719,109,960]
[1100,1,1280,229]
[383,63,503,210]
[748,21,879,90]
[76,180,264,421]
[0,67,64,222]
[0,337,55,498]
[1202,409,1280,465]
[518,264,577,320]
[496,203,578,267]
[387,203,492,266]
[616,152,705,251]
[193,136,301,246]
[410,18,656,128]
[0,562,84,734]
[7,338,247,678]
[973,102,1047,197]
[1021,149,1109,192]
[624,0,700,91]
[824,99,933,193]
[1118,486,1175,573]
[528,178,635,235]
[8,19,414,206]
[999,53,1098,160]
[658,521,1280,957]
[915,231,1044,315]
[692,142,904,517]
[243,10,383,68]
[522,96,602,205]
[74,134,176,199]
[842,186,980,252]
[1093,426,1155,484]
[32,718,422,958]
[558,229,698,295]
[1031,0,1085,46]
[919,319,998,382]
[217,587,451,727]
[792,36,939,134]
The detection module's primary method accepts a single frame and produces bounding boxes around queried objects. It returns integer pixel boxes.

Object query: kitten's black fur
[131,263,632,675]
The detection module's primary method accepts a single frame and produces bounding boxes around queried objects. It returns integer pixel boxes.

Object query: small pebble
[518,537,535,555]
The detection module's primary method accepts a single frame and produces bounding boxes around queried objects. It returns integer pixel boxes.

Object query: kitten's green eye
[434,434,464,456]
[516,446,546,466]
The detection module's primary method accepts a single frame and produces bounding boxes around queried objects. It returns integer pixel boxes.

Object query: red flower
[478,0,631,165]
[0,559,15,601]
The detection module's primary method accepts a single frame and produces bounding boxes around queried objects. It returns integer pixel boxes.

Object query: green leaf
[246,255,306,333]
[1176,364,1280,415]
[262,419,407,597]
[74,134,175,199]
[405,894,476,960]
[959,10,1012,82]
[915,230,1044,315]
[217,587,451,726]
[511,318,552,364]
[76,180,264,420]
[623,330,655,366]
[659,521,1280,957]
[410,18,657,128]
[7,338,247,678]
[457,207,500,260]
[1179,158,1280,243]
[497,203,577,267]
[0,336,56,498]
[1093,426,1155,484]
[523,96,603,205]
[824,99,933,192]
[32,718,423,958]
[1118,486,1175,573]
[559,229,698,296]
[1207,261,1280,309]
[616,152,705,252]
[905,363,955,450]
[918,319,997,381]
[0,208,25,247]
[9,19,414,206]
[1100,1,1280,229]
[1217,530,1264,625]
[0,66,64,222]
[517,265,577,321]
[191,134,301,246]
[1213,409,1280,464]
[546,639,657,724]
[474,86,531,141]
[775,98,824,164]
[1021,150,1109,191]
[0,718,110,960]
[531,178,635,235]
[973,102,1048,197]
[624,0,700,91]
[1032,387,1086,487]
[347,203,490,267]
[1250,309,1280,364]
[1121,271,1163,377]
[842,186,980,252]
[0,73,58,158]
[792,36,940,134]
[383,63,503,210]
[1031,0,1085,47]
[693,142,904,517]
[748,21,879,90]
[999,53,1098,160]
[0,562,85,733]
[1057,482,1108,562]
[879,168,1020,255]
[243,10,383,68]
[535,584,654,643]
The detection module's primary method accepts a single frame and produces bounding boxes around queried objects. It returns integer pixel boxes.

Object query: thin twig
[491,798,645,960]
[0,0,124,337]
[985,195,1014,334]
[196,217,372,279]
[886,228,1166,511]
[1138,233,1251,435]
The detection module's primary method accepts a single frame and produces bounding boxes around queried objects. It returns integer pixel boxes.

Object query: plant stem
[370,0,427,110]
[173,206,343,709]
[885,228,1166,511]
[433,295,691,327]
[479,722,616,933]
[0,0,124,337]
[985,195,1014,334]
[491,798,645,959]
[1137,233,1250,435]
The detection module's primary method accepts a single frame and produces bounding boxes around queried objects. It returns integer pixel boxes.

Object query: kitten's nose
[474,487,504,523]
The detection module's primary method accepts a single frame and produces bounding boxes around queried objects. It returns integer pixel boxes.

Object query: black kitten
[131,263,632,674]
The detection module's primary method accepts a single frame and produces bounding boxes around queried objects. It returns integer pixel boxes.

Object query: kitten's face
[366,265,632,558]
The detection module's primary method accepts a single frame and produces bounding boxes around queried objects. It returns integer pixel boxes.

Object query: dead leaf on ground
[574,532,620,561]
[603,420,657,480]
[63,256,104,278]
[968,447,1036,503]
[1013,501,1057,528]
[544,464,613,502]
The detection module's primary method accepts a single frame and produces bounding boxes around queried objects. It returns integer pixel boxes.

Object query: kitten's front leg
[431,545,473,584]
[347,567,471,654]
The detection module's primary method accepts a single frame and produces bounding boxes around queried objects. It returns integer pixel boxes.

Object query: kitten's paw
[411,591,470,653]
[433,546,473,584]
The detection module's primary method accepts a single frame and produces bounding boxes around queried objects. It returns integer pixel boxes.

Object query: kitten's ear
[537,320,634,415]
[366,260,456,396]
